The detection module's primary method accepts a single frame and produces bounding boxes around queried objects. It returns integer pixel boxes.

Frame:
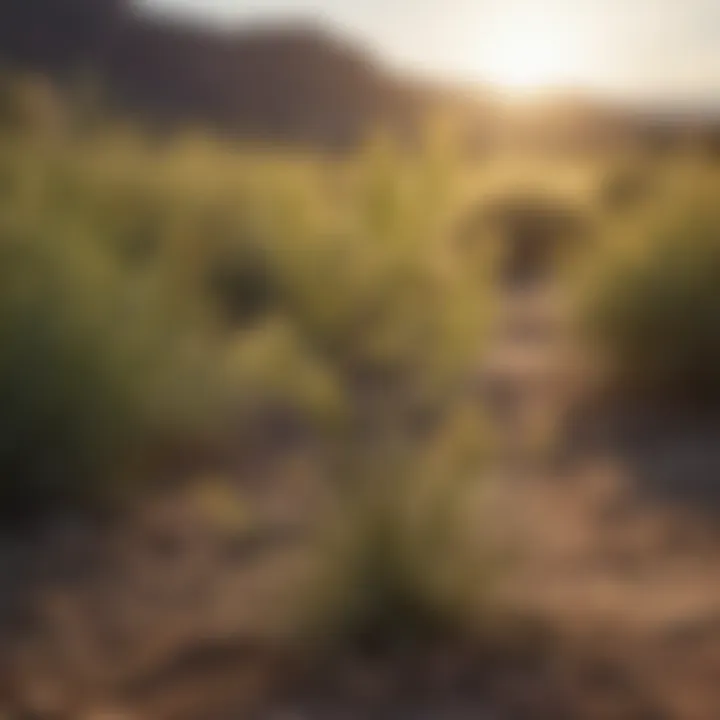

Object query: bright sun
[480,9,586,93]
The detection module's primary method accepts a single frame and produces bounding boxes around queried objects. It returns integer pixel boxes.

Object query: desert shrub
[293,400,493,653]
[200,134,495,650]
[0,222,221,520]
[581,201,720,407]
[0,112,489,529]
[272,139,485,407]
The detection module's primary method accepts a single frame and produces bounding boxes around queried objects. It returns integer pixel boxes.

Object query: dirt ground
[3,280,720,719]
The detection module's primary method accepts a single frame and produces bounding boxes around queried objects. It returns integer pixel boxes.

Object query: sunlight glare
[480,8,588,93]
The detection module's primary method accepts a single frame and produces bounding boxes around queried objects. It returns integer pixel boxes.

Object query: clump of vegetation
[293,401,494,654]
[0,223,220,520]
[0,76,498,660]
[580,198,720,408]
[0,77,489,528]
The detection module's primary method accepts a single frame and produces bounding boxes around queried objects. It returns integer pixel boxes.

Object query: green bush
[0,113,489,527]
[292,401,494,653]
[0,225,219,520]
[581,202,720,407]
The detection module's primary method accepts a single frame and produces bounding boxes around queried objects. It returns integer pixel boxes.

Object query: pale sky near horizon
[140,0,720,107]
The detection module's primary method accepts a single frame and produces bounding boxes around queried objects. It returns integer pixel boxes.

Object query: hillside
[0,0,444,145]
[3,0,718,151]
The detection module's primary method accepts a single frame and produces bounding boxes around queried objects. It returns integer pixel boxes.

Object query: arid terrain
[2,3,720,718]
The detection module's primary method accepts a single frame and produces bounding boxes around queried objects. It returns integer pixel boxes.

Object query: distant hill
[0,0,446,145]
[0,0,717,150]
[0,0,126,71]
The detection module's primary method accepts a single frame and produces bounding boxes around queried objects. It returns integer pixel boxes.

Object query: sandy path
[481,279,720,719]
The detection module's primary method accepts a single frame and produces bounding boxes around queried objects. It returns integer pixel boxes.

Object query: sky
[140,0,720,107]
